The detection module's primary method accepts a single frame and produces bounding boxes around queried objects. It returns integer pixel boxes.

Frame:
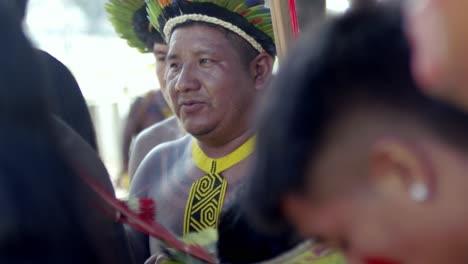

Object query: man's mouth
[179,101,205,114]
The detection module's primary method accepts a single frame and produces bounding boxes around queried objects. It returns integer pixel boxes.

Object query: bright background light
[25,0,157,195]
[327,0,350,13]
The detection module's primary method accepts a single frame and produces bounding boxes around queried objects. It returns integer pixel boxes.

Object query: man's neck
[196,128,255,159]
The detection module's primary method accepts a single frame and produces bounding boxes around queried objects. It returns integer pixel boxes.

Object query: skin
[165,24,272,149]
[122,43,174,181]
[131,136,252,256]
[153,43,171,105]
[405,0,468,110]
[282,108,468,264]
[128,115,182,178]
[126,42,182,181]
[129,23,273,262]
[122,90,171,177]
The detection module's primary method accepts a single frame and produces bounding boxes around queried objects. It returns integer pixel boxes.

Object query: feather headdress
[146,0,276,56]
[106,0,165,53]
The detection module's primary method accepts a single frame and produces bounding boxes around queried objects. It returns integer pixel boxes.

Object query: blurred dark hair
[244,4,468,232]
[12,0,28,21]
[0,0,47,124]
[133,4,165,49]
[217,200,300,263]
[9,0,98,150]
[0,2,131,263]
[37,50,98,150]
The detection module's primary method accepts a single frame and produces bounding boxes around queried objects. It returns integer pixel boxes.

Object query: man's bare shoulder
[130,135,192,197]
[137,116,182,146]
[129,116,184,177]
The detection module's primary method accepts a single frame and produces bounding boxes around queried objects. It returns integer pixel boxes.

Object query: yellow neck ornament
[183,136,255,235]
[191,136,256,173]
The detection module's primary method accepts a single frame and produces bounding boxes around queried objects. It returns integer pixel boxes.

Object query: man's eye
[200,58,211,65]
[156,56,166,62]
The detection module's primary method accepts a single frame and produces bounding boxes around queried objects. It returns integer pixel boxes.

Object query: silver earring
[410,183,429,202]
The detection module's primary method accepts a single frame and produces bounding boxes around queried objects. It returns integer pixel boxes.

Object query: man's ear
[249,52,274,91]
[369,138,433,203]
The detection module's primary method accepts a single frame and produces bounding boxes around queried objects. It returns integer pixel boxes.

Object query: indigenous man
[129,0,276,262]
[107,0,184,184]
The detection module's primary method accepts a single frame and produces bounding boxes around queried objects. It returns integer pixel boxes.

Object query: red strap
[288,0,299,39]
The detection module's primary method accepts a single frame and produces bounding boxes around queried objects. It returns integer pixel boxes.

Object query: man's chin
[182,123,214,138]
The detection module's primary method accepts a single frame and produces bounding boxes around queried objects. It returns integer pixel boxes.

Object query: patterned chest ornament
[183,136,255,235]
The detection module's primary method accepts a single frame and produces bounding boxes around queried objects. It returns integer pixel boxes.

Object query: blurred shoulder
[136,116,182,147]
[130,134,192,196]
[129,116,184,175]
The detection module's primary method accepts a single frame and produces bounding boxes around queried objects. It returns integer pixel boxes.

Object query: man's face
[165,24,257,138]
[153,43,169,101]
[405,0,468,109]
[282,115,468,264]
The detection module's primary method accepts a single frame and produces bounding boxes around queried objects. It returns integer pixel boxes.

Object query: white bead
[410,183,428,202]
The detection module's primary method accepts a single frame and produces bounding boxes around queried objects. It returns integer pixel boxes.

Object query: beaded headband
[146,0,276,56]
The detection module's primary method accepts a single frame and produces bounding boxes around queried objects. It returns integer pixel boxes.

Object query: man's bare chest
[148,159,249,236]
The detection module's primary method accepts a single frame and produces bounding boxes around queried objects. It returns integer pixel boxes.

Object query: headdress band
[164,14,265,53]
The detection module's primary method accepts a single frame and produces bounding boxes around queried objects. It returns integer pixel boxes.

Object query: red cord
[288,0,300,39]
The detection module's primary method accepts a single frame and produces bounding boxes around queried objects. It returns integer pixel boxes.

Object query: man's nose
[175,64,200,92]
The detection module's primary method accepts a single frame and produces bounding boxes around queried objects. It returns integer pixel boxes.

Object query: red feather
[240,9,250,17]
[80,172,216,264]
[250,18,263,25]
[139,198,156,223]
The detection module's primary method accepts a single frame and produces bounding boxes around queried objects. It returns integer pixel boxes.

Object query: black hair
[132,4,165,50]
[0,0,47,125]
[12,0,28,21]
[243,4,468,232]
[0,2,132,263]
[36,50,99,151]
[4,0,97,150]
[217,200,300,263]
[171,20,260,67]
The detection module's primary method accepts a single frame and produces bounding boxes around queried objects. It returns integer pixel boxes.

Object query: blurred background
[24,0,351,196]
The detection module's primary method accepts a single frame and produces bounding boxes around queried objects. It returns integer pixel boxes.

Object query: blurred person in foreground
[15,0,98,151]
[245,4,468,264]
[106,0,184,185]
[0,2,133,263]
[405,0,468,110]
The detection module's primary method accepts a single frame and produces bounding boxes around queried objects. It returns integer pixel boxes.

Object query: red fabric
[365,257,401,264]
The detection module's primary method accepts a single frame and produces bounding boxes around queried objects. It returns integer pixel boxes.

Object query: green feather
[106,0,150,53]
[157,228,218,264]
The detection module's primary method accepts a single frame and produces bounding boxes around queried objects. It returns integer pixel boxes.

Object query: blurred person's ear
[368,138,432,204]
